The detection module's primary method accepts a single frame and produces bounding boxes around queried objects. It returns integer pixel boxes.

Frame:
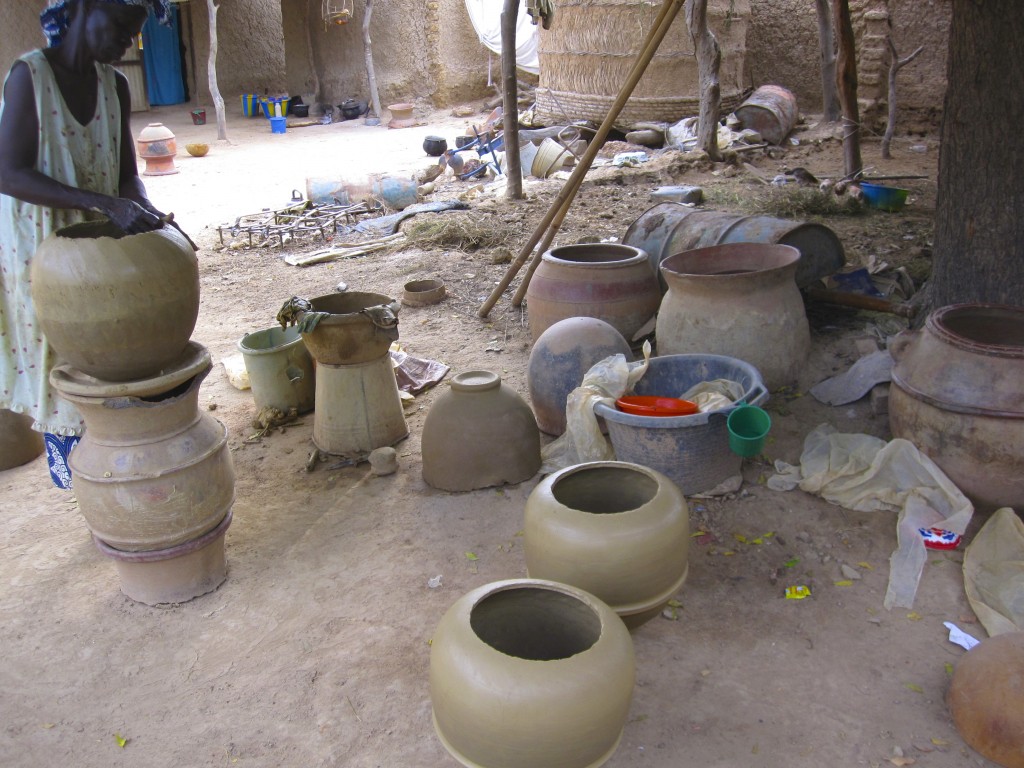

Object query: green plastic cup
[727,405,771,458]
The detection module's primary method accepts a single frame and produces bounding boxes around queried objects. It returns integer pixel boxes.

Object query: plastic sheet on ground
[767,424,974,610]
[680,378,745,412]
[540,341,651,473]
[668,117,761,152]
[963,507,1024,637]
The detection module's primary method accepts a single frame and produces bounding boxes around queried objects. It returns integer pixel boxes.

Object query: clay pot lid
[401,279,446,307]
[139,122,175,141]
[49,341,210,399]
[451,370,500,392]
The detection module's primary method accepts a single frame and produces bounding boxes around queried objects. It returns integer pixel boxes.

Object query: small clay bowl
[423,135,448,157]
[402,279,446,307]
[185,143,209,157]
[615,395,699,417]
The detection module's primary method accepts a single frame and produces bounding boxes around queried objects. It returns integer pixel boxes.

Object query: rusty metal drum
[734,84,799,145]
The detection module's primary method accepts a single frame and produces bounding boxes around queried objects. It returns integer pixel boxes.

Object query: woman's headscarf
[41,0,172,47]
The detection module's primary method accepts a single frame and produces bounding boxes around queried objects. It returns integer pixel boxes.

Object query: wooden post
[833,0,862,178]
[305,0,322,104]
[501,0,523,199]
[684,0,722,160]
[206,0,228,142]
[363,0,382,120]
[881,37,924,159]
[815,0,841,122]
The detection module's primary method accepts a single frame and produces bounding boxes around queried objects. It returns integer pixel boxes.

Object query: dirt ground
[0,102,1005,768]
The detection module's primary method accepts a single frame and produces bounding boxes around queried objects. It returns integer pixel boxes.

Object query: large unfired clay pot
[947,631,1024,768]
[0,409,45,471]
[656,243,809,389]
[421,370,541,491]
[524,461,690,627]
[299,292,400,365]
[31,220,199,382]
[525,243,660,343]
[430,579,635,768]
[52,349,234,552]
[889,303,1024,510]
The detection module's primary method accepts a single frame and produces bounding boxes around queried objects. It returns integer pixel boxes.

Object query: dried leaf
[930,737,949,747]
[464,552,478,561]
[944,663,954,677]
[858,561,874,570]
[691,530,707,538]
[906,612,923,621]
[834,580,855,587]
[784,558,799,568]
[905,683,924,693]
[887,758,915,766]
[667,599,683,608]
[785,585,811,600]
[734,533,748,544]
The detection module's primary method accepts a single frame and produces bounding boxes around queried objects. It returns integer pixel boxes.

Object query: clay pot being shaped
[947,631,1024,768]
[527,317,632,435]
[136,122,178,176]
[31,220,199,382]
[889,303,1024,510]
[430,579,635,768]
[421,370,541,491]
[51,347,235,552]
[524,461,690,627]
[525,243,661,343]
[657,243,810,389]
[299,292,400,365]
[0,409,45,471]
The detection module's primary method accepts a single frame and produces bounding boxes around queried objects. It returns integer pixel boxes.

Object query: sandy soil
[0,102,1003,768]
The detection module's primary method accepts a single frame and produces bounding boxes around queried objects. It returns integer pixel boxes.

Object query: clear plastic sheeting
[464,0,540,74]
[680,378,745,412]
[964,507,1024,637]
[768,424,974,610]
[540,341,651,473]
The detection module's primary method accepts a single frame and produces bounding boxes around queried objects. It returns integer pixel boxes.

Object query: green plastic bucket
[238,326,315,415]
[726,405,771,457]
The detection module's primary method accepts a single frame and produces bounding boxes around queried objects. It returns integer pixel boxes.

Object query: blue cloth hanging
[142,6,185,106]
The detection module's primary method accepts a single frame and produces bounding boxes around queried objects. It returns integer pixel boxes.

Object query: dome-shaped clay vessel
[525,243,660,343]
[31,220,199,382]
[52,348,235,552]
[422,370,541,491]
[137,122,178,175]
[0,409,44,470]
[524,461,690,627]
[657,243,809,389]
[299,291,400,365]
[528,317,631,436]
[948,631,1024,768]
[430,579,635,768]
[889,303,1024,510]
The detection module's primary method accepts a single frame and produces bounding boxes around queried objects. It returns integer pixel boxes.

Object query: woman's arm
[0,61,162,234]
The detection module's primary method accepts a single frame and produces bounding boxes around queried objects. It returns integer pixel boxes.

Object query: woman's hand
[102,197,164,234]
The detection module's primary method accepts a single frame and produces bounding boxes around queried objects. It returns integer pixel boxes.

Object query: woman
[0,0,175,488]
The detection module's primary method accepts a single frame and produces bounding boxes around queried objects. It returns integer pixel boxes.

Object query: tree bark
[832,0,861,178]
[815,0,840,122]
[206,0,227,142]
[501,0,522,199]
[930,0,1024,307]
[881,38,923,159]
[363,0,382,120]
[684,0,721,161]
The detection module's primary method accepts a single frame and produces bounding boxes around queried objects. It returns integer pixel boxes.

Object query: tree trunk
[501,0,523,198]
[206,0,227,142]
[930,0,1024,307]
[832,0,861,177]
[363,0,382,120]
[684,0,721,161]
[881,38,923,159]
[815,0,841,122]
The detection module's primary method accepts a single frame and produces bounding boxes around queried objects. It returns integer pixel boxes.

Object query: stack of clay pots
[33,220,234,605]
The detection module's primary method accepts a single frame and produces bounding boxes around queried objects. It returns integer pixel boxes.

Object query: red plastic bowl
[615,395,699,417]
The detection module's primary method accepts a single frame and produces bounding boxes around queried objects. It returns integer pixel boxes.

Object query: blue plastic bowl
[859,182,909,212]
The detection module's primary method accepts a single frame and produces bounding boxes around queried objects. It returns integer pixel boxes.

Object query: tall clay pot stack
[35,222,233,605]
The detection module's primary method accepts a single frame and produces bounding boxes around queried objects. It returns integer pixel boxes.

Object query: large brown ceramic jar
[656,243,809,389]
[31,220,199,382]
[51,348,234,552]
[889,303,1024,510]
[0,409,44,471]
[525,243,660,343]
[299,291,400,365]
[524,461,690,627]
[430,579,635,768]
[421,370,540,491]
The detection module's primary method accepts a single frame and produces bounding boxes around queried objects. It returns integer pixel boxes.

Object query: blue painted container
[859,183,909,212]
[269,116,287,134]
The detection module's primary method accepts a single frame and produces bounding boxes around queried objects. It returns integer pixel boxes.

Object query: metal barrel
[734,84,798,145]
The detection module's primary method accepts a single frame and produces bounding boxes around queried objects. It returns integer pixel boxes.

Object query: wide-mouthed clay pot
[299,292,400,365]
[0,409,45,471]
[430,579,635,768]
[524,461,690,627]
[31,220,199,382]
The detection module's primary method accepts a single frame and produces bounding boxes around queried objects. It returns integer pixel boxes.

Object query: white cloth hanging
[464,0,540,74]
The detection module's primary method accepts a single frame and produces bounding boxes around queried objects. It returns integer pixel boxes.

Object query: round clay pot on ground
[421,370,540,491]
[524,461,690,627]
[657,242,809,389]
[0,409,45,471]
[136,122,178,176]
[527,317,632,435]
[31,220,199,382]
[430,579,635,768]
[52,350,235,552]
[299,292,400,365]
[889,303,1024,510]
[525,243,661,344]
[947,631,1024,768]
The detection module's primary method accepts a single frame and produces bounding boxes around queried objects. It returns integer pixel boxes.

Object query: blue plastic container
[594,354,768,495]
[859,182,909,212]
[270,116,287,134]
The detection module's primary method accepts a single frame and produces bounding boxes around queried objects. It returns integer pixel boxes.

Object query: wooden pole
[881,37,924,159]
[479,0,685,318]
[363,0,382,120]
[815,0,840,122]
[206,0,227,142]
[833,0,862,178]
[684,0,722,160]
[501,0,523,199]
